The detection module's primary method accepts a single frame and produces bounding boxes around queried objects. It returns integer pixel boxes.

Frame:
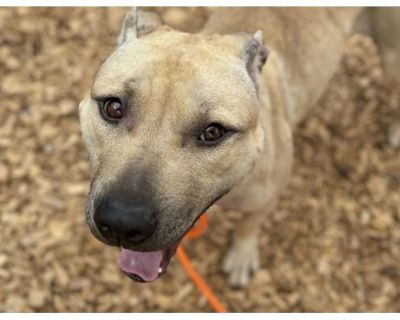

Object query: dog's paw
[223,235,259,289]
[388,122,400,149]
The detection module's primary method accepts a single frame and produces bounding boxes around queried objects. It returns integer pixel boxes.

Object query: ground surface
[0,8,399,312]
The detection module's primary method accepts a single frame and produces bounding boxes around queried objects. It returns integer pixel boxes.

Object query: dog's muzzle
[92,196,181,282]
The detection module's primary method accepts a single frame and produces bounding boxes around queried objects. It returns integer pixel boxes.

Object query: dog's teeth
[158,267,162,273]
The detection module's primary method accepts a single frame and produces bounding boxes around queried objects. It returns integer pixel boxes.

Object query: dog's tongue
[117,248,163,282]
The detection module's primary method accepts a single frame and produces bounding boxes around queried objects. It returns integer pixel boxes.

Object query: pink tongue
[117,248,163,282]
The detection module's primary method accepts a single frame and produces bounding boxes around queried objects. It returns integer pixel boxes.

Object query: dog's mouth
[117,243,179,282]
[113,191,230,283]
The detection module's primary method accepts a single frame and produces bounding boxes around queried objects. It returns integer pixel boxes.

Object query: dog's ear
[117,8,163,46]
[240,31,269,88]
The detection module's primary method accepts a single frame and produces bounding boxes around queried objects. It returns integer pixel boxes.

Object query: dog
[79,7,400,288]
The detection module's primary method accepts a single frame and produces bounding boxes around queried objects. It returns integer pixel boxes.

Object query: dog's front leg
[369,8,400,148]
[223,202,273,289]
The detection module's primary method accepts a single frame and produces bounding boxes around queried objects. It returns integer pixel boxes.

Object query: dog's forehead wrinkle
[94,39,251,106]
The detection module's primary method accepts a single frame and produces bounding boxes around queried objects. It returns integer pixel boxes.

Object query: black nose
[94,198,157,246]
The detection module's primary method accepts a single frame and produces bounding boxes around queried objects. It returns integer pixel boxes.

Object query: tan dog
[79,7,400,288]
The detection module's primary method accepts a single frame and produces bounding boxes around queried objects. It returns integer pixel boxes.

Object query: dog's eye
[101,98,125,122]
[199,124,226,143]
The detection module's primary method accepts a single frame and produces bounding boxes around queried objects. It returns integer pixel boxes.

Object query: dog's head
[79,8,268,282]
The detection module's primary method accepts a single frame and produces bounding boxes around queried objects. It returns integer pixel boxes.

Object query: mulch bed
[0,8,399,312]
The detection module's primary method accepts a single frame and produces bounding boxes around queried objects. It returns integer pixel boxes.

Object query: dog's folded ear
[240,31,270,88]
[117,7,163,46]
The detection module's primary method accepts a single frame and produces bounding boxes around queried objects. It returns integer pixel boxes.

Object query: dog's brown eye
[102,98,124,121]
[200,124,225,142]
